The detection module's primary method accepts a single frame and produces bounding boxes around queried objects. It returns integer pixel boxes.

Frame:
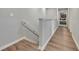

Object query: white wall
[46,8,57,19]
[39,18,58,50]
[18,8,44,43]
[0,8,22,48]
[69,8,79,49]
[39,19,52,50]
[0,8,44,48]
[0,16,20,47]
[0,8,58,49]
[46,8,58,32]
[38,8,58,50]
[20,8,44,34]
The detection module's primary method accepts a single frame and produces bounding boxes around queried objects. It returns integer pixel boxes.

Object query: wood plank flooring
[2,39,40,51]
[2,26,78,51]
[44,26,78,51]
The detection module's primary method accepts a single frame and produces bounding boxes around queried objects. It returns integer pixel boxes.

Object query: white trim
[0,36,37,51]
[69,26,79,50]
[57,8,59,26]
[39,27,58,51]
[24,37,37,44]
[71,32,79,50]
[0,37,25,50]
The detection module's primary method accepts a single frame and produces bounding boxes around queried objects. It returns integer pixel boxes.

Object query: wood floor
[2,26,78,51]
[2,39,40,51]
[45,26,78,51]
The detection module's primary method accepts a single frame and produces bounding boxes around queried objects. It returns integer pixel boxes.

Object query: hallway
[2,26,78,51]
[45,26,78,51]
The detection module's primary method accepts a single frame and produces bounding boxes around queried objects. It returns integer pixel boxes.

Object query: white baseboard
[0,37,25,51]
[24,37,37,44]
[69,26,79,50]
[39,27,58,51]
[0,36,37,51]
[71,33,79,50]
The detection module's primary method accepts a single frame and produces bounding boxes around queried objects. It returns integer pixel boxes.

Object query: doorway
[57,8,69,27]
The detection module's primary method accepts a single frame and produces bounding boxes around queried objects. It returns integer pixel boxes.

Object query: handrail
[21,21,39,37]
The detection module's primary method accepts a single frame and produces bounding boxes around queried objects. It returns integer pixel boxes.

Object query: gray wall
[69,8,79,47]
[39,18,58,50]
[0,8,58,49]
[0,8,22,47]
[0,8,44,48]
[38,8,58,50]
[0,16,20,47]
[39,19,52,49]
[19,8,58,44]
[18,8,44,43]
[46,8,57,19]
[19,8,44,34]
